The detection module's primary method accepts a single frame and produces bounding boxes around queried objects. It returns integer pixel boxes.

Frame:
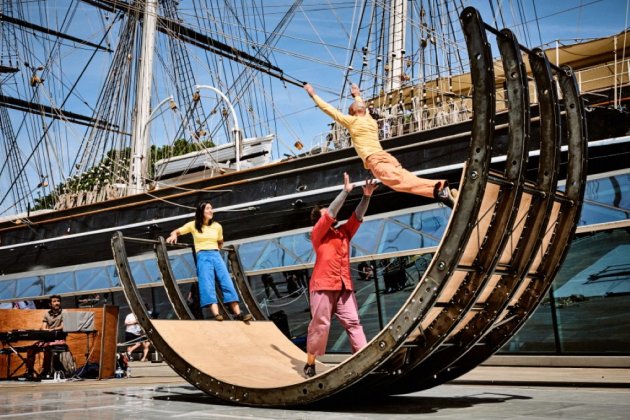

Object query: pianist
[26,295,68,379]
[41,295,64,332]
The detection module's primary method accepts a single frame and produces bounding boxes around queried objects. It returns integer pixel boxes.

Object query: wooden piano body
[0,306,118,379]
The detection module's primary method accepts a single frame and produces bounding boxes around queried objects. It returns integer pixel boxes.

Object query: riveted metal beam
[419,59,586,389]
[367,21,532,396]
[225,244,266,320]
[155,237,195,320]
[389,29,566,392]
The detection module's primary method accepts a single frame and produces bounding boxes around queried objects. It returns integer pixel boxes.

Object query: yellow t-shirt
[311,94,382,168]
[178,220,223,251]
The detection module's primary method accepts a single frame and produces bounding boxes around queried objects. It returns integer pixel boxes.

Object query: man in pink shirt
[304,172,377,378]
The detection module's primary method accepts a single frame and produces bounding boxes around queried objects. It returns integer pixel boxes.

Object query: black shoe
[303,363,316,378]
[235,313,252,322]
[434,181,457,209]
[213,314,224,321]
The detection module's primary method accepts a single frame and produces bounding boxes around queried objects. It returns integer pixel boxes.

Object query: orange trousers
[365,151,445,198]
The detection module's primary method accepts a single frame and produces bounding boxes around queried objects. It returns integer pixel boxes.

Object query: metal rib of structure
[111,7,588,407]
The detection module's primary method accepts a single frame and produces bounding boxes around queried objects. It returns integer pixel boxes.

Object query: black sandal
[303,363,316,378]
[235,313,253,322]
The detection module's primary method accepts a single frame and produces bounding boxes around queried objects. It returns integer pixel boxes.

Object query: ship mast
[129,0,158,195]
[386,0,408,93]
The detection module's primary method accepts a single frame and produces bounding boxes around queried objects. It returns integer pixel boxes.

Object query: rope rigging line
[0,6,121,208]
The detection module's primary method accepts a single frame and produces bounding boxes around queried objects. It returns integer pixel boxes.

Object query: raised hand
[351,83,361,98]
[362,178,378,197]
[304,83,315,97]
[166,232,178,244]
[343,172,354,193]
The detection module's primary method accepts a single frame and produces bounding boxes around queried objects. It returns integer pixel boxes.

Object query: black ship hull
[1,106,628,276]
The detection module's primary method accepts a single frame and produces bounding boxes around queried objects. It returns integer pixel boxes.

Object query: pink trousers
[366,151,445,198]
[307,290,367,356]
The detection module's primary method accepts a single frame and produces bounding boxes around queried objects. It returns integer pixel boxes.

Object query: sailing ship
[0,1,628,283]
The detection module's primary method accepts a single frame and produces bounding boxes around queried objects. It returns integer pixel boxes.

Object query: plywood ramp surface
[153,320,328,388]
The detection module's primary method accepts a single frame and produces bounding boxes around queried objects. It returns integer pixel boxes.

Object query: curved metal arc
[225,244,266,321]
[395,31,564,391]
[348,5,497,395]
[155,236,195,320]
[110,6,555,407]
[499,28,530,183]
[427,65,587,387]
[110,13,500,400]
[559,66,588,202]
[529,47,562,191]
[379,25,531,396]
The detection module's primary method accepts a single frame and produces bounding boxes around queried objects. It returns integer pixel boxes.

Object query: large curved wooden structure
[111,7,587,407]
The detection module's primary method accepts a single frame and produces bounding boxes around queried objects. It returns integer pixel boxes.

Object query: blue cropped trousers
[196,250,240,307]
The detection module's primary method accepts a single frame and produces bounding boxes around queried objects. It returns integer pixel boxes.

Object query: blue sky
[2,0,628,214]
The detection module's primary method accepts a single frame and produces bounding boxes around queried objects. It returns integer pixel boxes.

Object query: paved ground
[1,362,629,419]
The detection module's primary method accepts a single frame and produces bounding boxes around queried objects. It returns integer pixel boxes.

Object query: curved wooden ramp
[111,7,587,407]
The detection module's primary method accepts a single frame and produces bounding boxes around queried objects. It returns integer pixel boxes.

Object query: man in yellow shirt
[304,83,456,208]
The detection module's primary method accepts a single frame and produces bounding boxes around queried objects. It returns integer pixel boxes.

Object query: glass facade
[1,169,628,356]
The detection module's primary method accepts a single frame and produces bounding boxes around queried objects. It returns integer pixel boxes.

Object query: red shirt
[310,211,361,291]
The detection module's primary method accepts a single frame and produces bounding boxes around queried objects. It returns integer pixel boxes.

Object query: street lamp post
[194,84,242,171]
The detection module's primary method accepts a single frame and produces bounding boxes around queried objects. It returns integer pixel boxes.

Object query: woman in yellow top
[167,201,252,322]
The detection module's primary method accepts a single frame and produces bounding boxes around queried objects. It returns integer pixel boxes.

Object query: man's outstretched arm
[304,83,354,127]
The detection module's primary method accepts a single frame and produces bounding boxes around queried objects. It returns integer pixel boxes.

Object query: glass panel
[578,202,630,226]
[553,227,630,353]
[378,220,433,254]
[350,220,382,255]
[246,268,311,350]
[0,279,17,300]
[152,286,178,320]
[254,241,297,270]
[237,240,268,270]
[45,271,76,295]
[179,281,203,319]
[75,267,114,292]
[108,265,121,288]
[278,234,313,263]
[499,299,557,353]
[578,173,630,225]
[501,226,630,355]
[130,260,158,286]
[16,276,44,299]
[115,288,153,346]
[400,208,449,240]
[585,173,630,208]
[169,252,196,280]
[142,259,162,284]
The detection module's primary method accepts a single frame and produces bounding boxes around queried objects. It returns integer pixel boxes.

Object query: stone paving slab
[0,380,629,419]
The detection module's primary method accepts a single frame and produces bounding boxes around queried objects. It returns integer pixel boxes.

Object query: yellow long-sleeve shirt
[311,94,382,168]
